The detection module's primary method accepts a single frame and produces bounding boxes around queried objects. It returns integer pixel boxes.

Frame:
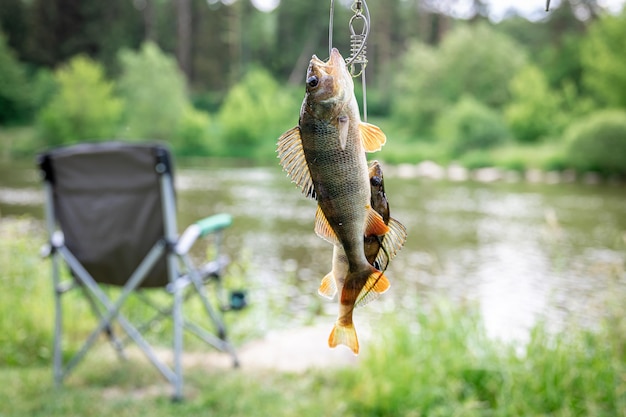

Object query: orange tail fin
[328,322,359,355]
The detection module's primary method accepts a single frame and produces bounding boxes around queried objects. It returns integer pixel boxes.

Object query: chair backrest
[38,142,175,287]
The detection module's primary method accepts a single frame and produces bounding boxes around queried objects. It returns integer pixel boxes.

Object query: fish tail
[328,322,359,355]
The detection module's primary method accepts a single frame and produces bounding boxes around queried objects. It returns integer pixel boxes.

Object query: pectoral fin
[359,122,387,152]
[338,116,349,150]
[277,126,316,199]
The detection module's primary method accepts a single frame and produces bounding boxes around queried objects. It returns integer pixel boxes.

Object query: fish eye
[307,76,319,88]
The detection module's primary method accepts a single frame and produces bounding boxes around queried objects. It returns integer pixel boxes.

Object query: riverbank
[1,300,624,416]
[386,160,624,186]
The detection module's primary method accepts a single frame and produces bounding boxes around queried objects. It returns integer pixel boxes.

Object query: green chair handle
[195,213,232,237]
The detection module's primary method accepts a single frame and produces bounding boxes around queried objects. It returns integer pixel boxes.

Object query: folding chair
[37,141,241,400]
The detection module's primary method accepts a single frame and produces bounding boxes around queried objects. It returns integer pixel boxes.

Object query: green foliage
[392,42,443,137]
[435,96,511,157]
[217,67,300,159]
[392,23,526,136]
[0,31,31,124]
[339,303,503,416]
[564,109,626,176]
[581,9,626,108]
[117,42,188,141]
[37,56,123,146]
[172,105,213,156]
[0,219,51,366]
[505,64,563,143]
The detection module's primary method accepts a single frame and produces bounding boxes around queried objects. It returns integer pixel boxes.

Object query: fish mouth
[306,48,347,99]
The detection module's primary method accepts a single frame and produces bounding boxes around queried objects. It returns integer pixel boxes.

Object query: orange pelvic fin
[314,205,339,244]
[359,122,387,152]
[365,206,390,237]
[318,272,338,299]
[355,268,390,308]
[328,322,359,355]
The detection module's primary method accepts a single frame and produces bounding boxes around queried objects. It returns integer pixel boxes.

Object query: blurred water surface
[1,159,625,343]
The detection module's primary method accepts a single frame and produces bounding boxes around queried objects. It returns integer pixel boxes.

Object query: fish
[318,160,407,301]
[277,48,390,354]
[317,160,407,354]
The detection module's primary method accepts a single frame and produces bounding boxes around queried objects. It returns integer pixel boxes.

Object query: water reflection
[1,160,624,342]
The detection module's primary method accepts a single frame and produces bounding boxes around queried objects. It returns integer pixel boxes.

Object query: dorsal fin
[277,126,316,199]
[359,122,387,152]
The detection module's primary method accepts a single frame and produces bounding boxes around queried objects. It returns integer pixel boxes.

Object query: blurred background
[0,0,625,169]
[1,0,625,415]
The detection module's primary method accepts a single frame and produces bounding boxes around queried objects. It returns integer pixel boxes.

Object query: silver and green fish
[317,160,407,354]
[277,48,398,354]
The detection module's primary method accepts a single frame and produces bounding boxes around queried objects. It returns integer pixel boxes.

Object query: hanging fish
[317,160,407,353]
[318,160,407,300]
[277,48,389,354]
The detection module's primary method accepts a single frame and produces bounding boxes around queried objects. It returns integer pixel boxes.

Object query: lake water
[1,158,625,343]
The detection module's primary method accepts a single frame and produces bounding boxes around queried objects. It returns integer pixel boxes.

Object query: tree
[581,8,626,108]
[392,23,526,136]
[117,42,188,141]
[37,56,123,145]
[26,0,143,71]
[505,64,562,143]
[0,31,31,124]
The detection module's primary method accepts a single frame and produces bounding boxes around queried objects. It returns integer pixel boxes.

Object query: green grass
[1,216,625,416]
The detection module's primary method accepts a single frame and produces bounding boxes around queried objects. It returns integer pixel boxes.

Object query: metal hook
[346,0,370,77]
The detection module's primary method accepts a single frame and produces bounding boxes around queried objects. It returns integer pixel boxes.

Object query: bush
[392,24,526,136]
[37,56,123,146]
[172,105,213,156]
[217,67,300,159]
[505,64,563,143]
[117,42,187,141]
[581,9,626,108]
[565,109,626,176]
[435,96,511,157]
[0,31,31,124]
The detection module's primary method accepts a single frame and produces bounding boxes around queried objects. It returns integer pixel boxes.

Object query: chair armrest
[195,213,232,237]
[176,214,232,255]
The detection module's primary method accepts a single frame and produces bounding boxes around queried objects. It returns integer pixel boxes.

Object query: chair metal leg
[51,252,63,385]
[172,285,184,401]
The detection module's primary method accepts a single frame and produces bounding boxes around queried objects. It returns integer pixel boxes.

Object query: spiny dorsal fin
[318,272,337,299]
[277,126,316,199]
[359,122,387,153]
[314,205,339,245]
[365,206,390,237]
